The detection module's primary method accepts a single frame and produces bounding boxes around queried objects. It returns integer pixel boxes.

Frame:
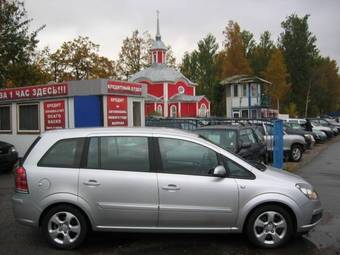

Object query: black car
[0,141,18,172]
[194,125,267,163]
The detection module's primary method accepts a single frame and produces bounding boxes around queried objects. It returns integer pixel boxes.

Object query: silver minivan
[12,128,322,249]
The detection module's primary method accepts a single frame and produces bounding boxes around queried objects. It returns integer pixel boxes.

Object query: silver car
[12,128,322,249]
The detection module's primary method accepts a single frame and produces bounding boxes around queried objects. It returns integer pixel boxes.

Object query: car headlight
[296,183,318,200]
[9,146,16,153]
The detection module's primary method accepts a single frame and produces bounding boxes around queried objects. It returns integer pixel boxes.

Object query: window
[226,86,231,97]
[159,138,218,176]
[87,136,150,172]
[233,85,238,97]
[242,85,247,97]
[233,111,240,118]
[222,156,255,179]
[178,86,185,94]
[18,103,39,132]
[38,138,84,168]
[157,105,163,115]
[251,84,258,97]
[241,110,248,118]
[0,105,11,131]
[197,129,237,152]
[170,105,177,118]
[199,104,207,117]
[265,124,273,135]
[239,129,257,144]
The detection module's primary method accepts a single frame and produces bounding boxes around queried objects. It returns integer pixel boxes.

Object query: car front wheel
[41,205,88,249]
[246,205,294,248]
[289,144,303,162]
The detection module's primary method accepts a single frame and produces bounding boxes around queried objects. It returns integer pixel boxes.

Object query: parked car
[194,125,267,163]
[0,141,18,172]
[283,124,315,149]
[284,121,327,143]
[309,121,334,138]
[254,123,306,162]
[12,128,322,249]
[309,118,340,133]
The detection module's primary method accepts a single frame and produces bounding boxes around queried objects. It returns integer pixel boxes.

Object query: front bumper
[297,199,323,232]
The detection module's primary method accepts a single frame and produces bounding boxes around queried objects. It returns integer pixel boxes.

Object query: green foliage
[0,0,45,87]
[279,14,319,115]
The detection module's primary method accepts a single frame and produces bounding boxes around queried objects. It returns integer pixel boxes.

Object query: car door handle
[162,184,180,191]
[83,180,100,187]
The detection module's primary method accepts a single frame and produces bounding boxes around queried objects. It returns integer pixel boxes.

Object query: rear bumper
[12,193,41,227]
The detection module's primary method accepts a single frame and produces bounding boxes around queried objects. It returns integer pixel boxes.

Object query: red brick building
[129,15,210,118]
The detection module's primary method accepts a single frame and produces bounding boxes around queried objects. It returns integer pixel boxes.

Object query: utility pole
[304,78,312,118]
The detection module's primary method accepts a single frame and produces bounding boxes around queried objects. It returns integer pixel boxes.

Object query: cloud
[25,0,340,65]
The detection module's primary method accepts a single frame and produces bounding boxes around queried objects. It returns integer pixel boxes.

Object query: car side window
[265,125,273,135]
[38,138,84,168]
[86,136,150,172]
[158,138,218,176]
[239,129,257,144]
[221,155,255,179]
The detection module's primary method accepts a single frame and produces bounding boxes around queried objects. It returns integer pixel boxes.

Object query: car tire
[289,144,302,162]
[246,205,294,248]
[41,204,88,249]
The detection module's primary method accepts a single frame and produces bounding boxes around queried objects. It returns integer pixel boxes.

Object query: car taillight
[15,166,29,193]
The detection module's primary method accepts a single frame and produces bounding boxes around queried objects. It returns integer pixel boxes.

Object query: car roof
[196,125,251,130]
[40,127,199,139]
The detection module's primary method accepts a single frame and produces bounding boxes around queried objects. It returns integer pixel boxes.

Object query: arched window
[157,105,163,115]
[199,104,207,117]
[178,86,185,94]
[170,105,177,118]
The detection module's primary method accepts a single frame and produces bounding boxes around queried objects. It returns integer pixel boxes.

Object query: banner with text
[107,81,142,96]
[107,95,128,126]
[44,100,66,130]
[0,83,68,101]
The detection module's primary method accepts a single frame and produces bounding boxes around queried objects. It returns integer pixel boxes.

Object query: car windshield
[195,129,237,151]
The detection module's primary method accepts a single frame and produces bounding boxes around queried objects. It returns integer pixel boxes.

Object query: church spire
[156,10,161,41]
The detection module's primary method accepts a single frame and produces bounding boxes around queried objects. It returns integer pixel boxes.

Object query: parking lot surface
[1,139,340,255]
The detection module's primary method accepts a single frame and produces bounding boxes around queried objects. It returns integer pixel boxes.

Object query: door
[133,101,141,126]
[156,137,239,228]
[74,96,103,127]
[78,136,158,228]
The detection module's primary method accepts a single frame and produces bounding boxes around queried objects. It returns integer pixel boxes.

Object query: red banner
[107,81,142,95]
[107,95,128,126]
[44,100,66,130]
[0,83,68,101]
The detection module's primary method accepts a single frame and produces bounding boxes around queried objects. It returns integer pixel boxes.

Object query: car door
[156,137,239,228]
[78,136,158,228]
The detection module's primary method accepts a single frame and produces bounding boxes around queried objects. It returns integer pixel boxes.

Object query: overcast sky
[25,0,340,66]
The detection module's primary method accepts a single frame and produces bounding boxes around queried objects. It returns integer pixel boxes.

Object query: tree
[180,51,199,83]
[219,21,252,78]
[0,0,45,87]
[36,37,117,82]
[116,30,151,80]
[249,31,275,76]
[241,30,256,58]
[279,14,318,116]
[263,48,290,111]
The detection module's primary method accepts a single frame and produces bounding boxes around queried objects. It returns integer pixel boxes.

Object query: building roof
[169,94,205,102]
[129,63,197,85]
[151,11,167,51]
[220,74,271,85]
[145,94,163,102]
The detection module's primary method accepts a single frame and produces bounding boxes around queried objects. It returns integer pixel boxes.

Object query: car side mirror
[241,141,251,149]
[213,165,227,178]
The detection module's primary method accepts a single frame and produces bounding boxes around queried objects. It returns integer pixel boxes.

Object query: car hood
[263,165,308,185]
[0,141,12,149]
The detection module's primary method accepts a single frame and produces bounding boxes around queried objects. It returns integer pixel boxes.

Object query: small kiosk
[0,79,147,156]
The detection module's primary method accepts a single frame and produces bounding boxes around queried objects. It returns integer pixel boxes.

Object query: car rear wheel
[41,205,88,249]
[246,205,294,248]
[289,144,302,162]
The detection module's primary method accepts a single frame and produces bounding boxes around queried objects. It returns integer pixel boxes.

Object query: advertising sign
[107,81,142,95]
[107,95,128,126]
[44,100,66,130]
[0,83,68,101]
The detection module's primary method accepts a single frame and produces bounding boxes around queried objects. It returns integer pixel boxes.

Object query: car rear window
[21,136,41,164]
[195,129,237,151]
[38,138,85,168]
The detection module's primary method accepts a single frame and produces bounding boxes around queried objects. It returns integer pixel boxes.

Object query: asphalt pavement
[0,139,340,255]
